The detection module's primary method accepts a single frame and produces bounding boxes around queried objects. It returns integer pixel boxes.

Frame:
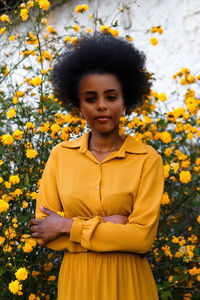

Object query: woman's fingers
[39,206,54,215]
[31,218,41,225]
[30,225,38,232]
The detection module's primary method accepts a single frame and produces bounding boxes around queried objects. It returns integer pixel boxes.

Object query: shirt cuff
[70,217,85,243]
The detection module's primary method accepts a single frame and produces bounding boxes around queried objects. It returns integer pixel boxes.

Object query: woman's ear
[122,105,126,116]
[79,108,84,119]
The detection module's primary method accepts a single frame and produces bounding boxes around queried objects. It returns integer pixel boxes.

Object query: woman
[31,33,164,300]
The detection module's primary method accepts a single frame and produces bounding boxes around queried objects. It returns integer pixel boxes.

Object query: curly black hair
[51,33,151,114]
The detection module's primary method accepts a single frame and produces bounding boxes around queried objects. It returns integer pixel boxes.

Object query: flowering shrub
[0,1,199,299]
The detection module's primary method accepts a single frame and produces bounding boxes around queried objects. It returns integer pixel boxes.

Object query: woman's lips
[95,116,111,122]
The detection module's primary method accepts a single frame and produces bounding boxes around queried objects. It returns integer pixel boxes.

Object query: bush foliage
[0,1,199,299]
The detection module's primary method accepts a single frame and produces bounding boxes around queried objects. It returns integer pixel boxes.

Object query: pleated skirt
[57,252,158,300]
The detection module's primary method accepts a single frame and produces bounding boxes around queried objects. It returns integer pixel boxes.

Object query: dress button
[97,163,100,166]
[96,186,99,190]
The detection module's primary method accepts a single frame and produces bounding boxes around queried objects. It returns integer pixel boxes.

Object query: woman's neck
[88,131,125,153]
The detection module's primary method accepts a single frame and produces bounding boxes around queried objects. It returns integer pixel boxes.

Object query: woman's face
[79,73,125,135]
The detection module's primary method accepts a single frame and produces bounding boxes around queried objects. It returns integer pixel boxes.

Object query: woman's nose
[96,97,107,111]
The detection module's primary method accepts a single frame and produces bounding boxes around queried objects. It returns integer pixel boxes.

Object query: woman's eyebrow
[84,89,118,95]
[84,91,97,95]
[104,89,118,93]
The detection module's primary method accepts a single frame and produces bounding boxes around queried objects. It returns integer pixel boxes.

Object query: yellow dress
[36,131,164,300]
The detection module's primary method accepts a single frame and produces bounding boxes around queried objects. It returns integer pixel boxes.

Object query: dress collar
[61,131,147,156]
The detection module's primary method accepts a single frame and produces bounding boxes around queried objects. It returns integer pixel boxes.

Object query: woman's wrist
[60,218,74,235]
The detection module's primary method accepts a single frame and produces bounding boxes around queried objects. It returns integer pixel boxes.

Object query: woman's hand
[102,214,128,224]
[31,206,73,248]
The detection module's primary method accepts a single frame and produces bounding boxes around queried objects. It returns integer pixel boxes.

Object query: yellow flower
[41,69,47,74]
[0,14,11,23]
[161,192,170,205]
[100,25,111,34]
[14,188,22,197]
[20,8,29,21]
[164,164,170,178]
[175,149,188,160]
[41,18,47,24]
[171,162,179,173]
[157,92,167,102]
[26,122,35,129]
[48,275,56,281]
[187,75,195,83]
[3,244,12,252]
[0,199,9,213]
[32,271,40,278]
[39,122,50,132]
[181,159,191,169]
[75,4,88,13]
[164,148,173,157]
[125,35,134,42]
[0,236,5,245]
[1,134,14,145]
[5,227,16,239]
[64,36,71,42]
[37,0,50,10]
[161,244,173,259]
[30,192,38,200]
[9,35,15,41]
[168,275,174,283]
[9,175,20,185]
[6,108,16,119]
[46,25,56,33]
[197,215,200,224]
[56,211,65,217]
[26,32,38,45]
[51,124,61,132]
[44,261,53,271]
[71,37,77,44]
[15,90,25,98]
[110,29,119,37]
[22,201,28,209]
[179,171,192,184]
[5,181,11,189]
[151,26,163,34]
[29,293,37,300]
[15,267,28,281]
[73,25,80,32]
[13,129,23,140]
[188,266,200,276]
[9,280,22,295]
[2,65,9,76]
[42,50,52,61]
[0,176,3,183]
[61,127,70,141]
[150,37,158,46]
[26,149,38,159]
[185,97,200,115]
[0,27,6,34]
[86,28,92,34]
[31,76,42,86]
[160,131,172,143]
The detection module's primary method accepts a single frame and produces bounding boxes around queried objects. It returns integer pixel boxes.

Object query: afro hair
[51,33,151,114]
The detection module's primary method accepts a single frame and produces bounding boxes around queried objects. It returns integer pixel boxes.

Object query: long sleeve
[70,154,164,253]
[36,150,87,252]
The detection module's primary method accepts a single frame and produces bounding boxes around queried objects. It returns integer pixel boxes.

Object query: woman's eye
[107,95,117,101]
[86,97,96,102]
